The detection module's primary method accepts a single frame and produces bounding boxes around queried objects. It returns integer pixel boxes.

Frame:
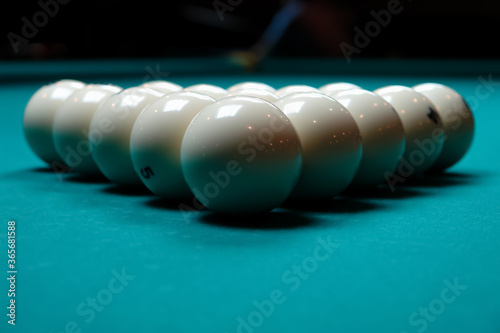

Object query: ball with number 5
[130,91,216,198]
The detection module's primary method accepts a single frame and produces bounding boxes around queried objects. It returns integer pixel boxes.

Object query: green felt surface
[1,59,499,333]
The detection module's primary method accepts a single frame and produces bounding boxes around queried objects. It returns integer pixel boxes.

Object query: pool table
[1,57,499,333]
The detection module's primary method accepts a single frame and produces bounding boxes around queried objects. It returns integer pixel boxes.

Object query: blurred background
[1,0,499,61]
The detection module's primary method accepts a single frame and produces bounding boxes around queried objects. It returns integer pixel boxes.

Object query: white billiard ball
[319,82,362,97]
[375,85,445,175]
[23,79,86,165]
[275,92,362,198]
[413,83,474,171]
[181,96,302,214]
[90,87,164,186]
[52,84,123,175]
[227,82,275,93]
[140,80,182,94]
[130,92,216,198]
[335,89,405,186]
[275,85,320,98]
[184,84,228,99]
[226,88,280,104]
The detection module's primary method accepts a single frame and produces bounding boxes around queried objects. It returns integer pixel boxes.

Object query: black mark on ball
[427,107,439,124]
[141,166,155,179]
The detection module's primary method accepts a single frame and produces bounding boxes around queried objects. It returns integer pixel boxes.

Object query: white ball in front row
[181,96,302,214]
[130,92,215,198]
[335,89,405,186]
[53,84,123,175]
[413,83,474,171]
[90,87,164,186]
[275,92,362,198]
[375,85,445,175]
[23,79,86,165]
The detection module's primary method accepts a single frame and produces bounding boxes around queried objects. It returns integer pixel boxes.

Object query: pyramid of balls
[23,80,474,214]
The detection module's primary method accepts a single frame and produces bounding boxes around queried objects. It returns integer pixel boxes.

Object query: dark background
[1,0,499,60]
